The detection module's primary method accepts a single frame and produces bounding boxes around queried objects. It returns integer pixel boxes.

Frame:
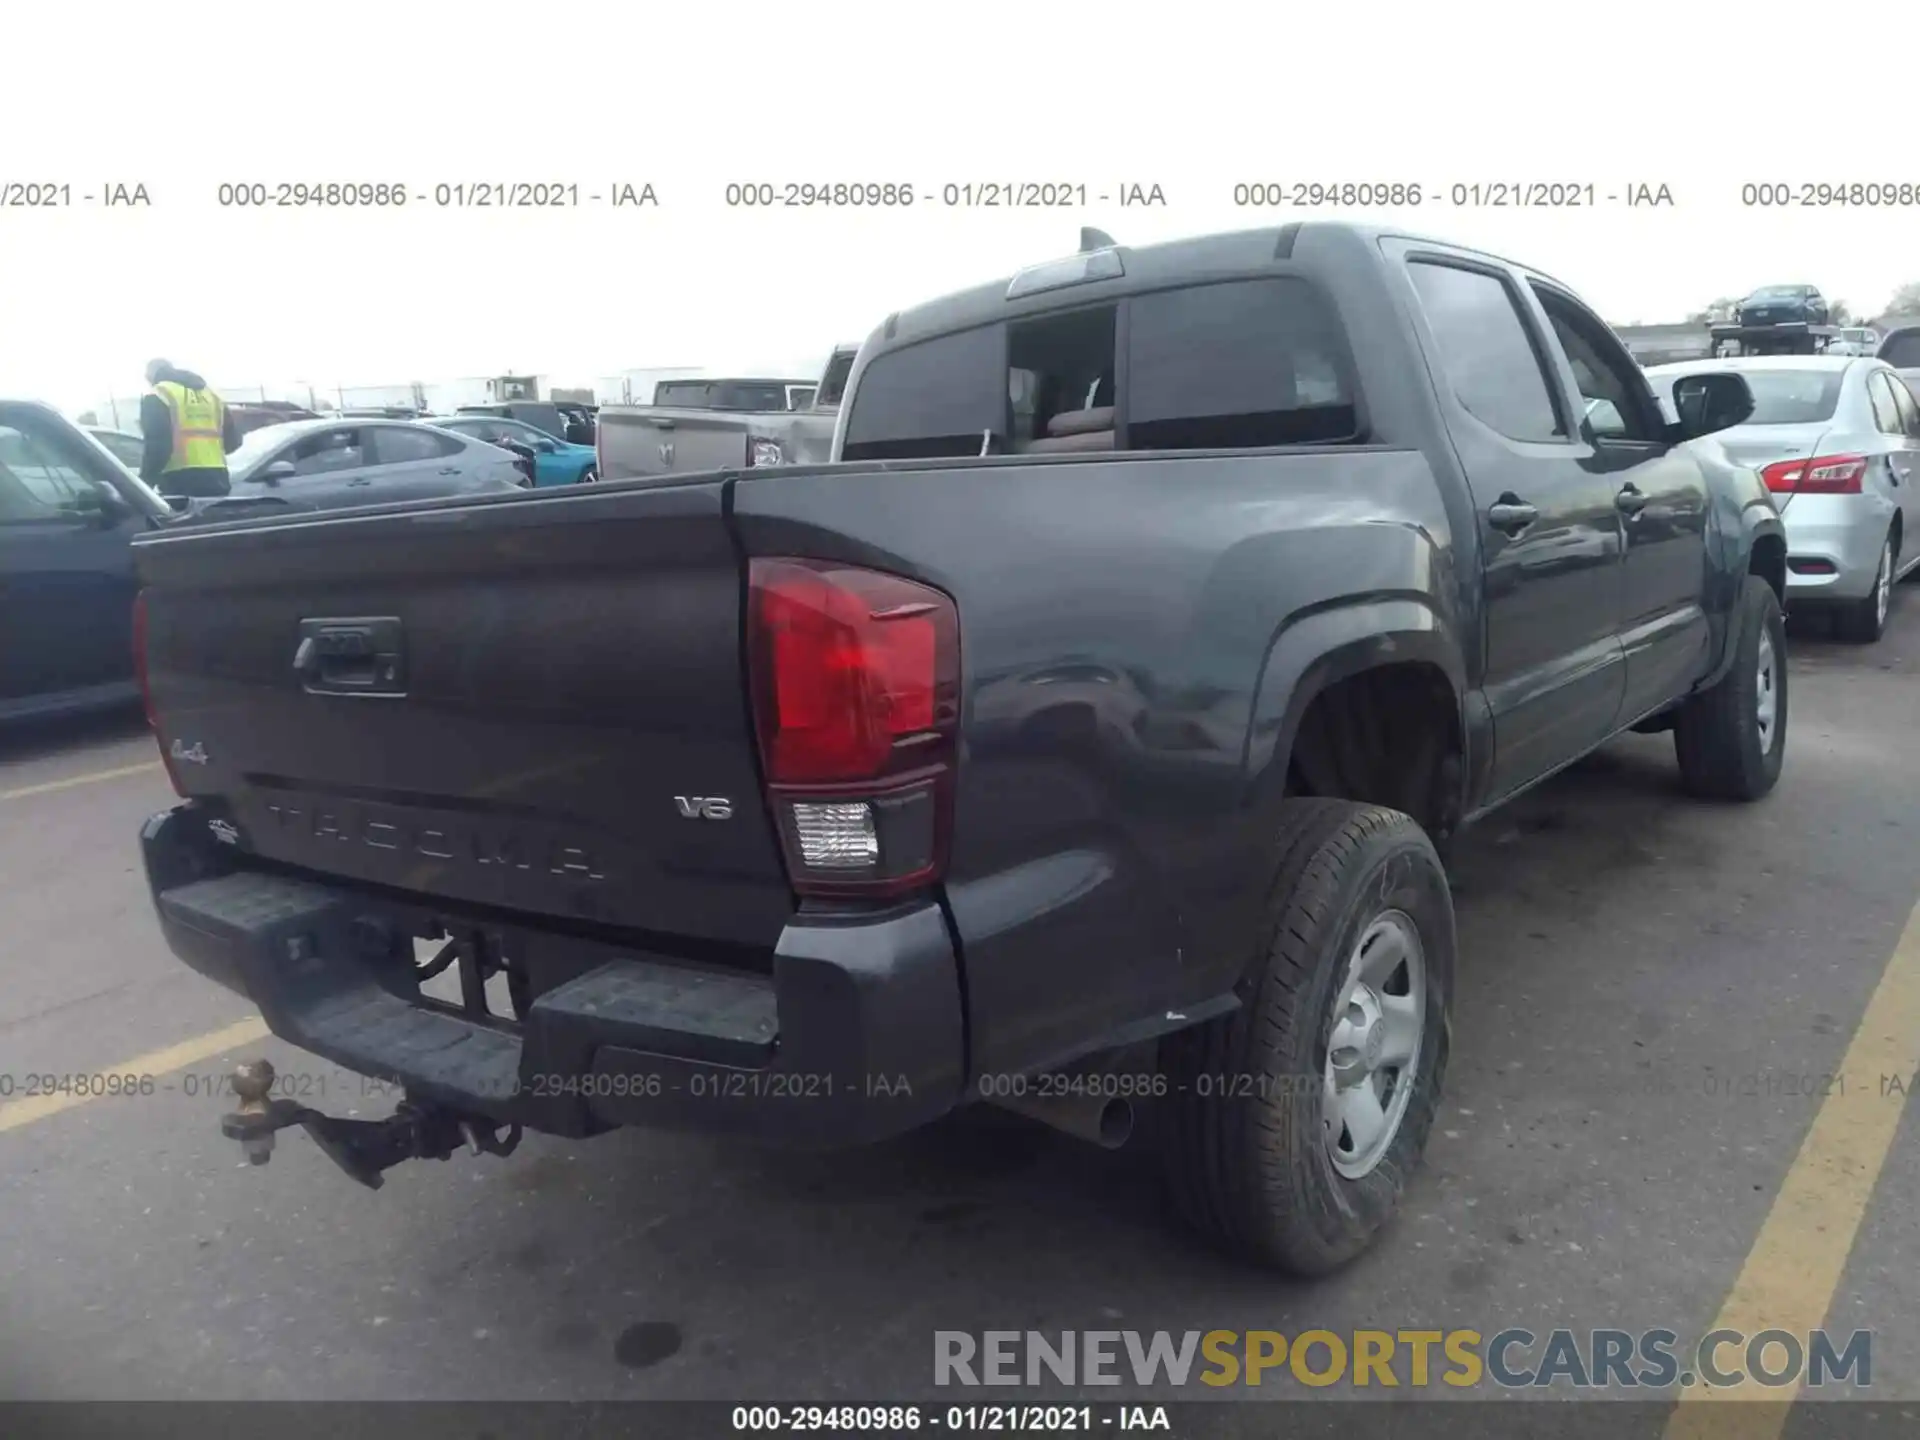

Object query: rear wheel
[578,466,598,485]
[1157,799,1453,1275]
[1674,575,1788,800]
[1836,532,1894,643]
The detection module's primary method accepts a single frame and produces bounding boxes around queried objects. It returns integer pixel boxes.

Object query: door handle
[437,466,461,475]
[1615,483,1650,515]
[1487,498,1538,534]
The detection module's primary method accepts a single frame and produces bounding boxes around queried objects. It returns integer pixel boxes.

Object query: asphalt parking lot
[3,589,1920,1424]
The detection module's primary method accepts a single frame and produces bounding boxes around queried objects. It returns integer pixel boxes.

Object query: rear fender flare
[1244,598,1470,816]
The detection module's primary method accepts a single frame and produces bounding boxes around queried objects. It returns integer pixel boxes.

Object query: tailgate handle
[294,617,407,696]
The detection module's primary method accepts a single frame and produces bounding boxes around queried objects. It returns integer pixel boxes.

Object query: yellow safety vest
[152,381,227,473]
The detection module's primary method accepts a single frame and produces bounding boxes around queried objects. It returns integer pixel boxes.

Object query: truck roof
[866,222,1574,357]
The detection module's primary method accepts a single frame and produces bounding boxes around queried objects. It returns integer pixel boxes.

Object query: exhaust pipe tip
[1094,1097,1134,1149]
[992,1089,1137,1150]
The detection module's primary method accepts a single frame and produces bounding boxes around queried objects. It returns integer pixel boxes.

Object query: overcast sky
[6,0,1918,413]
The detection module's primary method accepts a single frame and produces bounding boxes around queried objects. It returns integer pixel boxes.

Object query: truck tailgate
[598,409,757,479]
[132,482,794,950]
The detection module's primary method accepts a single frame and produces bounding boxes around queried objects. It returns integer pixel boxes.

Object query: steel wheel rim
[1323,910,1426,1180]
[1755,628,1778,750]
[1877,543,1892,626]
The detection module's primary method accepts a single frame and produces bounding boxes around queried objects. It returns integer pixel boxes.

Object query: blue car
[431,414,597,486]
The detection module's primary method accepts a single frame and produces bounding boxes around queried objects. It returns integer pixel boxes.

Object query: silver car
[222,418,528,511]
[1646,355,1920,641]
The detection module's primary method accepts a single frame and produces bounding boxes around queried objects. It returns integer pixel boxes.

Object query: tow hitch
[219,1058,522,1189]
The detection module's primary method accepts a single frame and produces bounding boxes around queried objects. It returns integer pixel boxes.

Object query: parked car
[130,222,1782,1275]
[650,377,809,411]
[554,402,597,446]
[227,401,321,437]
[429,414,596,486]
[1826,327,1880,357]
[88,427,146,470]
[224,419,528,509]
[597,346,860,480]
[1878,325,1920,399]
[0,401,198,722]
[1736,284,1831,328]
[1646,354,1920,641]
[453,400,573,443]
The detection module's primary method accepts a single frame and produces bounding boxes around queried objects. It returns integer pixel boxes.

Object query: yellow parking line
[0,1016,269,1135]
[1664,894,1920,1439]
[0,760,162,803]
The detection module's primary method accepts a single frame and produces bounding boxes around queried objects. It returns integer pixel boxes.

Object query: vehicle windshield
[1749,286,1807,301]
[226,423,303,475]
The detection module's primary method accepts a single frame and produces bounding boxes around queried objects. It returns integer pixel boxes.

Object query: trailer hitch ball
[232,1058,279,1165]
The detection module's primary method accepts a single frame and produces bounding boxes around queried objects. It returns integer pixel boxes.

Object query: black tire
[579,466,598,484]
[1835,532,1894,643]
[1673,575,1787,801]
[1156,799,1454,1275]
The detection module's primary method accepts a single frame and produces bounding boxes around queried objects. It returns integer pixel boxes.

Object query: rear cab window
[841,277,1361,461]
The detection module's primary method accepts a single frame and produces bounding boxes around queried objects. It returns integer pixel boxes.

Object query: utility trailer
[1707,322,1840,358]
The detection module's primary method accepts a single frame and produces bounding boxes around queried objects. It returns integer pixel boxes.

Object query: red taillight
[133,590,184,796]
[748,558,959,897]
[1761,454,1866,495]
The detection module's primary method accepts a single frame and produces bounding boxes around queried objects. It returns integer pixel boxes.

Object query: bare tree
[1886,282,1920,317]
[1686,296,1740,324]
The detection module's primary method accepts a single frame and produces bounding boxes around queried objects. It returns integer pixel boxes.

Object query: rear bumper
[141,804,966,1149]
[1780,494,1896,602]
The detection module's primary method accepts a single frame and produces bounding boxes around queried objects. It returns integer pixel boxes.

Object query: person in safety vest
[139,358,240,498]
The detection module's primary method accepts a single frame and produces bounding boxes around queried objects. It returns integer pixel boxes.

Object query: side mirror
[71,486,125,524]
[1669,372,1755,440]
[260,459,299,486]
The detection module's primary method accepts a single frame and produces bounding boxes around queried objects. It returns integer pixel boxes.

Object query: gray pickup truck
[132,223,1784,1274]
[597,346,859,479]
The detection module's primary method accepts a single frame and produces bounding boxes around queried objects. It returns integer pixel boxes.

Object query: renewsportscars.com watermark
[934,1328,1873,1391]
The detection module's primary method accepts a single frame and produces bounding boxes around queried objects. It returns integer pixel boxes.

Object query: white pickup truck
[595,345,857,480]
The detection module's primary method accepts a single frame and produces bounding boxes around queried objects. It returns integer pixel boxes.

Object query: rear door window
[1408,260,1564,443]
[370,426,463,464]
[1887,372,1920,438]
[1868,371,1906,436]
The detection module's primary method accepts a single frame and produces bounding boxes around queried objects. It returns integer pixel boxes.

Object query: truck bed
[133,441,1440,1083]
